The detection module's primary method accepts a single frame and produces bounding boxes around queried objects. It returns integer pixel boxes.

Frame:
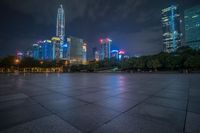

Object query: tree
[0,56,16,68]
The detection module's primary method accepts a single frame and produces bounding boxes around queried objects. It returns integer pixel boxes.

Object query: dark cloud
[0,0,200,56]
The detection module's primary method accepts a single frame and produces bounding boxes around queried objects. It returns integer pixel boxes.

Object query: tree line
[70,46,200,72]
[0,46,200,72]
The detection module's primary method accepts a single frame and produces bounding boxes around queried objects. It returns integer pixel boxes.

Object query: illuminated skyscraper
[41,40,53,60]
[82,43,87,64]
[92,47,97,60]
[100,38,112,60]
[184,5,200,49]
[67,36,87,64]
[161,5,182,53]
[33,44,41,60]
[52,37,61,61]
[56,5,65,41]
[118,50,125,61]
[111,50,119,60]
[56,5,65,58]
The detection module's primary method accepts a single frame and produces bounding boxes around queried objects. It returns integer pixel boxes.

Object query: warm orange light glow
[15,59,20,64]
[40,61,44,65]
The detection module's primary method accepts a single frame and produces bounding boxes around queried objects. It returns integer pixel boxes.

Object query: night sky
[0,0,199,57]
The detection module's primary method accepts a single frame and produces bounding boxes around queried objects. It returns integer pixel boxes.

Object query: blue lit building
[62,43,68,59]
[100,38,112,60]
[118,50,125,61]
[161,5,182,53]
[41,40,53,60]
[33,40,54,60]
[33,44,41,60]
[52,37,61,61]
[111,50,119,60]
[184,5,200,49]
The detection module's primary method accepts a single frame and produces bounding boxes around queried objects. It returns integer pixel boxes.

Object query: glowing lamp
[15,59,20,64]
[99,39,103,44]
[106,38,112,43]
[119,50,125,55]
[111,50,119,53]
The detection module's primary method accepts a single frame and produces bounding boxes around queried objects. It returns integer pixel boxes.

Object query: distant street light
[15,59,20,65]
[15,59,20,72]
[64,61,68,66]
[40,61,44,65]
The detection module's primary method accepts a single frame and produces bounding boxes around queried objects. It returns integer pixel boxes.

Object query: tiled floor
[0,73,199,133]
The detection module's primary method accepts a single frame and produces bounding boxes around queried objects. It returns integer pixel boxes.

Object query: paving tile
[0,115,81,133]
[40,98,89,113]
[93,114,181,133]
[145,96,187,110]
[113,92,148,102]
[75,93,114,103]
[156,91,188,100]
[32,93,69,104]
[0,99,36,111]
[126,103,186,130]
[188,102,200,114]
[185,112,200,133]
[57,104,120,132]
[95,97,138,112]
[0,93,28,102]
[0,102,51,131]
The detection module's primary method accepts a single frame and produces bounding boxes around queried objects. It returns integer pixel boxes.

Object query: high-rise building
[161,5,182,53]
[24,50,33,58]
[52,37,61,61]
[56,5,65,59]
[92,47,97,60]
[62,43,68,59]
[111,50,119,60]
[95,51,100,61]
[67,36,87,64]
[33,44,41,60]
[82,43,87,64]
[56,5,65,41]
[41,40,53,60]
[100,38,112,60]
[118,50,125,61]
[184,5,200,49]
[33,40,54,60]
[16,51,24,60]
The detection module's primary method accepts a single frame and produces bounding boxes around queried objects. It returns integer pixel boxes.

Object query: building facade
[52,37,61,61]
[111,50,119,60]
[161,5,182,53]
[56,5,65,59]
[56,5,65,42]
[92,47,97,60]
[41,40,53,60]
[67,36,87,64]
[33,44,41,60]
[184,5,200,49]
[100,38,112,60]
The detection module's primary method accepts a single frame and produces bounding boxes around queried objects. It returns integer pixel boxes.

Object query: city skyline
[0,0,199,57]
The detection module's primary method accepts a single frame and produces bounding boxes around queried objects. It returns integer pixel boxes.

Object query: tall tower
[56,4,65,42]
[184,5,200,49]
[100,38,112,60]
[161,5,182,53]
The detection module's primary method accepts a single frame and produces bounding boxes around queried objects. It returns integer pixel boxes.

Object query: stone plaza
[0,73,199,133]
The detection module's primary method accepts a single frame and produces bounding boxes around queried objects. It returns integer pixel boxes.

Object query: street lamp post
[15,59,20,72]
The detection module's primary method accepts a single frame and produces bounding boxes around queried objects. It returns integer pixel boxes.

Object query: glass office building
[184,5,200,49]
[41,40,53,60]
[161,5,182,53]
[100,38,112,60]
[67,36,87,64]
[33,44,41,60]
